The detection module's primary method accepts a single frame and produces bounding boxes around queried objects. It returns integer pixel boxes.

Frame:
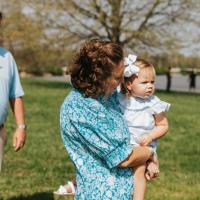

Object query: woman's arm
[140,112,169,146]
[119,146,152,168]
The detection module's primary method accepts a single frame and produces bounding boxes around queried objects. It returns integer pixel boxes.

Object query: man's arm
[10,97,26,152]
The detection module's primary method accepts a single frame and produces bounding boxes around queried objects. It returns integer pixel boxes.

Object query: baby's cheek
[140,84,147,89]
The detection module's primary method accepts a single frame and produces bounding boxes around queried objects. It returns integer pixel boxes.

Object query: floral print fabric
[60,89,134,199]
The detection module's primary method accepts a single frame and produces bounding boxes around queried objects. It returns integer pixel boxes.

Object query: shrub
[44,66,63,76]
[26,66,44,76]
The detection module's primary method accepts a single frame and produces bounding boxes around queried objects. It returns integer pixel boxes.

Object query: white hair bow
[124,54,140,77]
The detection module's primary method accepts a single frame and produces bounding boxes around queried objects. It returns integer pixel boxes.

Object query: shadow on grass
[8,192,54,200]
[8,192,74,200]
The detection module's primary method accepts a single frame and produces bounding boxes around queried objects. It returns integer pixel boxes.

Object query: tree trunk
[166,70,171,92]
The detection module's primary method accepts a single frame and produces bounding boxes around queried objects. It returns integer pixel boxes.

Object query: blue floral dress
[60,89,134,200]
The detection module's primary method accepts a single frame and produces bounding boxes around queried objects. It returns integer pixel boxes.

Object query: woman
[60,39,154,199]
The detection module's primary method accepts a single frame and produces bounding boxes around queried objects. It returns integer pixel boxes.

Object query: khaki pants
[0,127,7,172]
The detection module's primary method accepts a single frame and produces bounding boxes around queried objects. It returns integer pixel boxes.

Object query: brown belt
[0,124,4,129]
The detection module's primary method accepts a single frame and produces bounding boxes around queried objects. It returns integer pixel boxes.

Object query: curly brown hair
[68,39,123,98]
[121,58,155,96]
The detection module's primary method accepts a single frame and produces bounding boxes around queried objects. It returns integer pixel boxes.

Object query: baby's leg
[133,164,146,200]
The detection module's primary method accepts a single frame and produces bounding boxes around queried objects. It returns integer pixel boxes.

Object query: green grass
[0,79,199,200]
[147,90,200,200]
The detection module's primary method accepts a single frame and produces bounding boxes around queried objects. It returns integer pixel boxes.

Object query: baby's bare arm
[149,112,169,141]
[140,112,168,146]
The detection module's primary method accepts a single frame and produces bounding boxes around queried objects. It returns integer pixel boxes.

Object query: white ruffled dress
[118,93,170,151]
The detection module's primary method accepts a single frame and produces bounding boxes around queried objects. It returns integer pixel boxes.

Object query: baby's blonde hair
[121,58,156,96]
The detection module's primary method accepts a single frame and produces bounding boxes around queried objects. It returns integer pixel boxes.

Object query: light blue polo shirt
[0,47,24,125]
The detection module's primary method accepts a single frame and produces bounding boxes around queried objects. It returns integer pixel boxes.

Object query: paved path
[155,75,200,93]
[35,75,200,93]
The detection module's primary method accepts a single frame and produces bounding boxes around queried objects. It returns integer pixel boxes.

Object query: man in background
[0,11,26,171]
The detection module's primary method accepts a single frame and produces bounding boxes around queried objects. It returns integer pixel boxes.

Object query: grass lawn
[0,78,199,200]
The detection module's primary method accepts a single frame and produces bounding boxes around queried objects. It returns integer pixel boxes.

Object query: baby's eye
[141,81,148,84]
[151,81,155,84]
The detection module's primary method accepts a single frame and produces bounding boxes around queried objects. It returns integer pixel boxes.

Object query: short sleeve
[60,90,134,169]
[150,95,170,114]
[8,52,24,99]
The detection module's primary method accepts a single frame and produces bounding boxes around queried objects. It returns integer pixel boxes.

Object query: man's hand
[10,97,26,151]
[140,134,153,146]
[13,128,26,151]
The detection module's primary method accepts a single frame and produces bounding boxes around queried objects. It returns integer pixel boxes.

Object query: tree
[27,0,199,53]
[1,0,73,73]
[2,0,199,81]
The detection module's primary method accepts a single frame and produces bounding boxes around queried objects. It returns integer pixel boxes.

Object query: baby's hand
[140,135,153,146]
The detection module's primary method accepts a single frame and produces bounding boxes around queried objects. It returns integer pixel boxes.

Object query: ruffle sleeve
[149,95,170,115]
